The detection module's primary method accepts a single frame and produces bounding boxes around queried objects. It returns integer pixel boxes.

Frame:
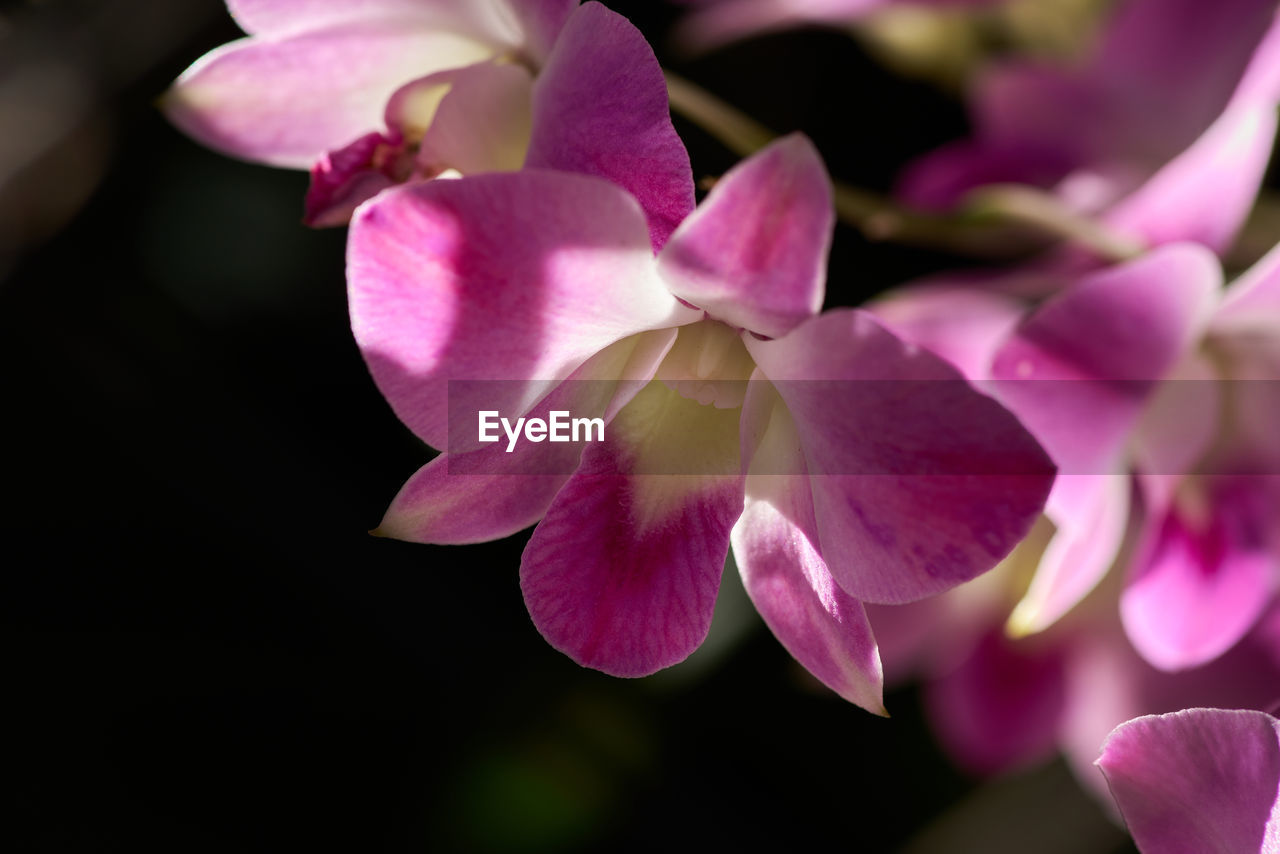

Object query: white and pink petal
[347,170,697,450]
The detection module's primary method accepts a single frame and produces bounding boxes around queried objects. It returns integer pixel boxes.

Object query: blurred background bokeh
[5,0,1211,849]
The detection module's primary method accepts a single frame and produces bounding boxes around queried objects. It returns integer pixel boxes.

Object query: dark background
[5,1,1141,850]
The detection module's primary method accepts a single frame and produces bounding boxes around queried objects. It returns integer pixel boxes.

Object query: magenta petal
[747,309,1055,604]
[991,244,1221,475]
[165,27,493,168]
[304,132,401,227]
[733,388,884,712]
[658,135,832,338]
[926,629,1068,775]
[1090,0,1279,143]
[520,383,745,677]
[1122,502,1276,672]
[1098,708,1280,854]
[1104,104,1278,253]
[377,329,677,544]
[525,2,695,252]
[347,170,696,450]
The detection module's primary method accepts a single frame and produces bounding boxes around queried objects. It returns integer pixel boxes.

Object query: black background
[5,1,1142,850]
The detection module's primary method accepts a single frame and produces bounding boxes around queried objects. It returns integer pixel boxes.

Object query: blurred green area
[0,0,1181,850]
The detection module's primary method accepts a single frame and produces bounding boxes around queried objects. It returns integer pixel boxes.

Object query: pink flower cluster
[167,0,1280,849]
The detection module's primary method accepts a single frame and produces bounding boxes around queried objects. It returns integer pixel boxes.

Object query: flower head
[347,134,1055,711]
[165,0,694,247]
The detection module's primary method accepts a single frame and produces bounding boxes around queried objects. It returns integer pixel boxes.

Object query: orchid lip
[654,319,756,409]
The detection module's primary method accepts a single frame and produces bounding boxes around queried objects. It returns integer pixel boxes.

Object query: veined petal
[165,27,495,168]
[347,170,697,450]
[377,330,677,544]
[991,244,1221,475]
[1007,474,1131,636]
[1122,499,1276,672]
[657,134,831,337]
[732,384,884,712]
[526,2,695,251]
[520,381,745,677]
[747,309,1055,604]
[1098,709,1280,854]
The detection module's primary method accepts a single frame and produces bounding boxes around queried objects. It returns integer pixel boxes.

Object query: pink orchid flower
[164,0,693,247]
[345,134,1054,711]
[674,0,1001,53]
[874,240,1280,669]
[1098,708,1280,853]
[900,0,1280,255]
[862,243,1280,779]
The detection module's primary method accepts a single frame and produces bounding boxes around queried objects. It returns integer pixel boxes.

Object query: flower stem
[664,70,1142,263]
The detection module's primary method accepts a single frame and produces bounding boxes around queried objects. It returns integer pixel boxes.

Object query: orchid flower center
[656,319,756,409]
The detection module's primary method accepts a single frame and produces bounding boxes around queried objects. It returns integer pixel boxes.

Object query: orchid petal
[991,244,1221,475]
[165,27,495,168]
[303,132,401,228]
[377,329,677,544]
[347,170,697,450]
[1131,352,1223,518]
[1007,474,1131,636]
[526,2,695,251]
[1090,0,1279,143]
[416,61,535,175]
[1098,708,1280,854]
[1122,502,1276,672]
[747,309,1055,604]
[227,0,447,34]
[658,135,831,337]
[1104,105,1278,253]
[732,385,884,712]
[520,381,744,677]
[225,0,565,53]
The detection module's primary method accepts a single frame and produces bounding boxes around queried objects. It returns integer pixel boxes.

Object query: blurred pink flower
[345,135,1054,709]
[164,0,693,246]
[1098,707,1280,853]
[900,0,1280,255]
[865,242,1280,779]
